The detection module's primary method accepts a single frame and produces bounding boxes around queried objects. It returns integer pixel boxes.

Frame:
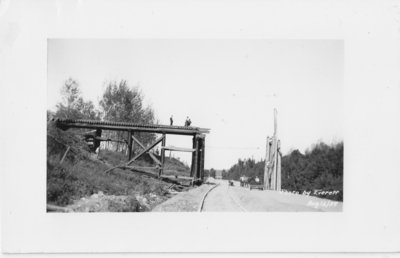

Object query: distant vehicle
[248,176,264,190]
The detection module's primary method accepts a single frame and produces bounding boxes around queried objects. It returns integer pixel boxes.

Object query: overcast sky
[48,39,343,170]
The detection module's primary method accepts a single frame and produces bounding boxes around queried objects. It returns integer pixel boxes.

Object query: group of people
[169,115,191,127]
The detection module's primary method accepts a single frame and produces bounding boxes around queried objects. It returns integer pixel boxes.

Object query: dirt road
[153,180,342,212]
[201,183,247,212]
[203,183,342,212]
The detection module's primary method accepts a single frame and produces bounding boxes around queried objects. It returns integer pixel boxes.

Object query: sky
[47,39,343,170]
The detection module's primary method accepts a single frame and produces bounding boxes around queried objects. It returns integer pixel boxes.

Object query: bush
[47,162,79,206]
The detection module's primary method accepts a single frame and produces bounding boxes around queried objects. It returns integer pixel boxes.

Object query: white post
[264,137,272,189]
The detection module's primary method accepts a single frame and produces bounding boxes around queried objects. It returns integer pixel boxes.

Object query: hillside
[47,121,191,212]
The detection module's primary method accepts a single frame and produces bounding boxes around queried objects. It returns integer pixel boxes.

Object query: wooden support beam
[190,135,198,178]
[268,140,274,190]
[276,140,281,191]
[190,137,195,177]
[95,137,127,144]
[122,166,159,178]
[127,131,133,160]
[57,122,208,135]
[193,135,204,180]
[81,130,97,135]
[126,135,165,166]
[94,129,102,151]
[160,175,195,180]
[103,134,180,175]
[160,134,166,177]
[162,146,196,152]
[117,166,192,185]
[124,166,159,170]
[60,146,70,164]
[270,136,277,190]
[47,204,72,213]
[131,134,162,166]
[196,137,200,179]
[199,136,205,181]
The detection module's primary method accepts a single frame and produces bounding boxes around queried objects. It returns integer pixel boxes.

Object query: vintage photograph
[47,39,343,212]
[4,0,400,253]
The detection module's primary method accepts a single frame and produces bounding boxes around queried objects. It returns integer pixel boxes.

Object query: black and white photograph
[2,0,400,255]
[46,39,343,212]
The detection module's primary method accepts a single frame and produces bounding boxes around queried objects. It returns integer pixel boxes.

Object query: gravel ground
[60,191,168,212]
[201,184,244,212]
[152,184,215,212]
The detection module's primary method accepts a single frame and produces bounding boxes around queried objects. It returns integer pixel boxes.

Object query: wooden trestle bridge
[55,119,210,184]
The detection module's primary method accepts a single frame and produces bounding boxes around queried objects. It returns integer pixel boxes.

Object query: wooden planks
[160,175,194,180]
[162,146,196,152]
[59,146,71,164]
[56,121,209,135]
[263,109,282,191]
[160,134,166,176]
[127,131,133,160]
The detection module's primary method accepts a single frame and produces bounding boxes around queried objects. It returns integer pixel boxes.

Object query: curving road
[153,180,342,212]
[201,184,246,212]
[201,180,342,212]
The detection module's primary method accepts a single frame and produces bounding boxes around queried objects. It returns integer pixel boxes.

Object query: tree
[226,141,343,201]
[99,80,156,152]
[280,142,343,201]
[55,78,99,120]
[209,168,216,178]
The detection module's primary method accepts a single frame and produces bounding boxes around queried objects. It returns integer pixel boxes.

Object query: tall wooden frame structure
[55,119,209,184]
[263,109,282,191]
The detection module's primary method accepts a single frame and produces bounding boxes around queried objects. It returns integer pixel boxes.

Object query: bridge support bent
[55,119,209,184]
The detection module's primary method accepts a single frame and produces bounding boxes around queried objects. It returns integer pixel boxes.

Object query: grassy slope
[47,122,189,211]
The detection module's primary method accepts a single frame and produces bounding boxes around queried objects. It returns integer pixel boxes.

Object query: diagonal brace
[126,135,165,166]
[131,135,162,166]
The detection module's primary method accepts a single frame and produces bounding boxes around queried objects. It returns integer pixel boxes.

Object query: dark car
[248,177,264,190]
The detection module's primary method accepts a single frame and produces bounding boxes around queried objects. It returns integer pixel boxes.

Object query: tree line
[48,78,157,154]
[217,141,343,201]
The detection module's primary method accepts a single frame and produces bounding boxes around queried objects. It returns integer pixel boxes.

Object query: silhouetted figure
[185,116,192,127]
[170,115,173,126]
